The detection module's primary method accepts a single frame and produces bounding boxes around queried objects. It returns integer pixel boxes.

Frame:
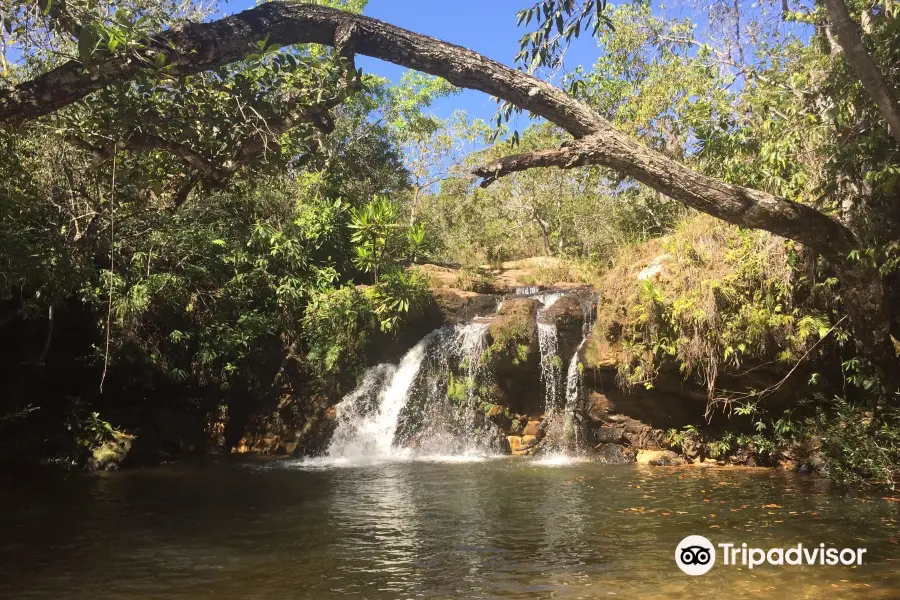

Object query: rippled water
[1,458,899,599]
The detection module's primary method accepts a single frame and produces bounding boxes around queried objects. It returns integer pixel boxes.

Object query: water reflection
[0,458,898,599]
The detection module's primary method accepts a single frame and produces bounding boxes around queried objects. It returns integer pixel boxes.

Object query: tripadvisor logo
[675,535,716,575]
[675,535,868,575]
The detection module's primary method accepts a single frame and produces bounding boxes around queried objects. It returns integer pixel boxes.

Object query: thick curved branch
[474,135,860,256]
[0,2,603,136]
[4,1,895,380]
[822,0,900,145]
[0,2,858,255]
[127,133,228,180]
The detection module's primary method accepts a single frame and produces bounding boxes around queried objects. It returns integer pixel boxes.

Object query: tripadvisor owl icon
[675,535,716,575]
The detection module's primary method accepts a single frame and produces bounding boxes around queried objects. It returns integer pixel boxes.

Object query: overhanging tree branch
[0,2,858,252]
[1,1,896,380]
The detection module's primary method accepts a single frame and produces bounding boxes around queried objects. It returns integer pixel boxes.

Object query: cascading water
[324,331,440,461]
[314,321,499,465]
[535,289,596,457]
[409,321,496,455]
[562,337,587,452]
[534,292,564,311]
[537,322,561,409]
[307,285,599,466]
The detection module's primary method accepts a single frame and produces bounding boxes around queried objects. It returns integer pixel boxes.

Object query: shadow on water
[1,456,899,599]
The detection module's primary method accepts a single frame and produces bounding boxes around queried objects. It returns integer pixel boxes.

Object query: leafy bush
[454,266,496,293]
[302,286,375,377]
[815,398,900,489]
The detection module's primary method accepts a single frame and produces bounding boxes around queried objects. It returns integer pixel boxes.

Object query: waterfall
[325,363,397,456]
[534,292,564,311]
[456,322,490,405]
[536,289,593,457]
[564,338,586,414]
[537,322,561,410]
[325,330,440,460]
[562,337,587,451]
[306,285,598,465]
[317,322,498,465]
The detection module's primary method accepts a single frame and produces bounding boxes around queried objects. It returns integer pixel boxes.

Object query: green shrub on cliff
[588,214,837,402]
[489,300,537,366]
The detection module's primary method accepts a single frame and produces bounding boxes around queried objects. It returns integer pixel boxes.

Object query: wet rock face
[488,299,544,415]
[431,289,499,324]
[594,443,636,464]
[537,294,586,363]
[235,397,337,458]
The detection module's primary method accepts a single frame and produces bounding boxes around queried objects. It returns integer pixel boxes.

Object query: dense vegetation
[0,0,898,485]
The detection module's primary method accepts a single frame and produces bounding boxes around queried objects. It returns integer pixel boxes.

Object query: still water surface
[1,456,899,599]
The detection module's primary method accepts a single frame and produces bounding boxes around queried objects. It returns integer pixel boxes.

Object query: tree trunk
[835,263,900,392]
[531,206,553,257]
[822,0,900,144]
[0,1,895,384]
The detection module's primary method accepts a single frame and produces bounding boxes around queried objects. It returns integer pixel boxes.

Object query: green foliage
[489,301,535,365]
[596,215,835,399]
[349,195,401,282]
[302,285,374,377]
[815,398,900,489]
[364,267,429,332]
[454,266,496,293]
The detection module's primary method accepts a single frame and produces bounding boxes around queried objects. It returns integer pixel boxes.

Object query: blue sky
[357,0,601,123]
[221,0,611,124]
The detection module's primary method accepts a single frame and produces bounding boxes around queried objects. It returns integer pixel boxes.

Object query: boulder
[507,435,538,456]
[586,412,665,450]
[537,293,588,362]
[635,449,683,466]
[594,443,636,464]
[593,424,625,444]
[522,420,542,436]
[431,288,499,324]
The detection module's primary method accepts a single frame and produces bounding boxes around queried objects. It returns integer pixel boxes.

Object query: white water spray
[325,330,439,460]
[537,322,561,410]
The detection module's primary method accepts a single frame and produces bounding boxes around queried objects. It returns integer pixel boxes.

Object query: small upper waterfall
[535,288,595,456]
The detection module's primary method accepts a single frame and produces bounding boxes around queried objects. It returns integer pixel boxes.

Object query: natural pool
[1,457,899,599]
